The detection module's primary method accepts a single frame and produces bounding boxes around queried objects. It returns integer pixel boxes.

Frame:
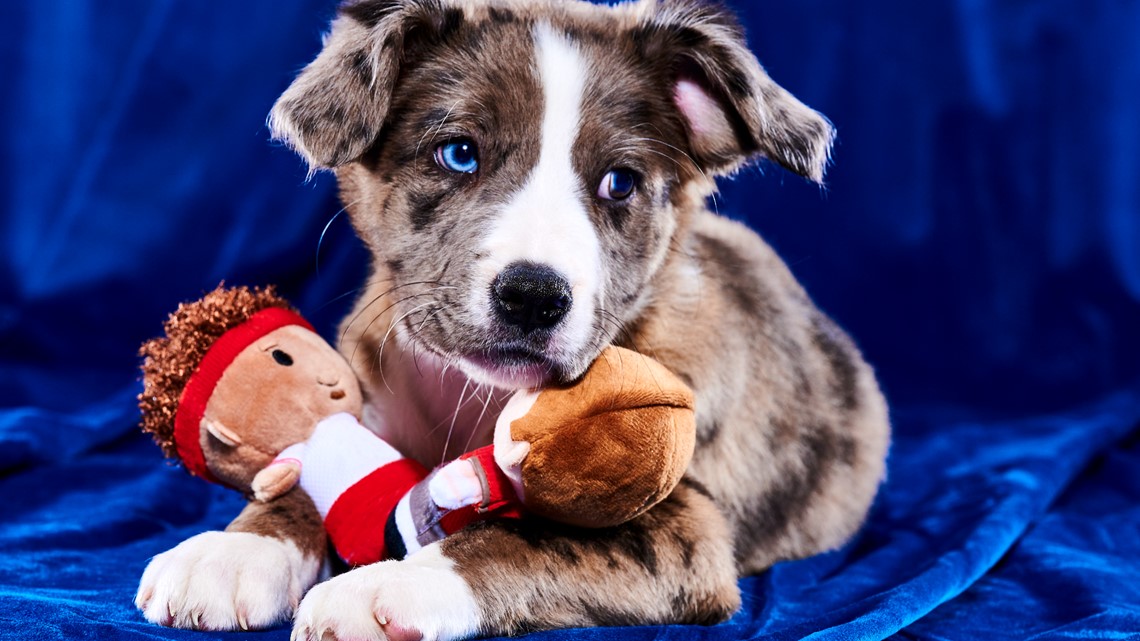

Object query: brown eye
[272,350,293,366]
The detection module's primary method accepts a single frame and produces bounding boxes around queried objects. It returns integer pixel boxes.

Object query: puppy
[135,0,889,638]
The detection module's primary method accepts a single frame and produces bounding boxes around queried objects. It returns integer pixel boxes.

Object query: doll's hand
[251,443,305,502]
[428,458,487,510]
[251,460,301,502]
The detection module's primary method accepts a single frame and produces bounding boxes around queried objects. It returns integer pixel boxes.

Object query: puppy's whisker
[341,279,442,346]
[635,128,721,217]
[314,196,364,277]
[375,293,455,393]
[343,283,456,352]
[424,374,485,441]
[439,359,454,391]
[641,147,688,173]
[440,378,473,464]
[404,303,455,377]
[409,326,424,378]
[352,289,446,388]
[313,277,396,315]
[350,288,438,360]
[463,384,497,456]
[624,136,702,176]
[413,303,453,335]
[415,99,463,165]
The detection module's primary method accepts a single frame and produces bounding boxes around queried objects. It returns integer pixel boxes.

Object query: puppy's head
[270,0,834,389]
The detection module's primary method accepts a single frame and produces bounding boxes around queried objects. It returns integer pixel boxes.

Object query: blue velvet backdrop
[2,1,1138,639]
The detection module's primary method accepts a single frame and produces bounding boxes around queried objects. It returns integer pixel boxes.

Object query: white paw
[136,531,321,631]
[292,544,481,641]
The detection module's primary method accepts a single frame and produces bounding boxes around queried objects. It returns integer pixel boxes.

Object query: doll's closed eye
[272,349,294,366]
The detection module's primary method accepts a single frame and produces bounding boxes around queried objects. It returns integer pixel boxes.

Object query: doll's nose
[317,374,339,387]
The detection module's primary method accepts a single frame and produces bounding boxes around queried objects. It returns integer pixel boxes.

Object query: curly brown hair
[138,284,296,462]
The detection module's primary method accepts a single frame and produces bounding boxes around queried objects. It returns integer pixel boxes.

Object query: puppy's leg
[136,487,326,630]
[292,482,739,640]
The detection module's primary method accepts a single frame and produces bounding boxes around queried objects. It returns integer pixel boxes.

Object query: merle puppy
[136,1,889,639]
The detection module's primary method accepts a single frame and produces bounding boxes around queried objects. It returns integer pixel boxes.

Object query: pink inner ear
[673,78,734,142]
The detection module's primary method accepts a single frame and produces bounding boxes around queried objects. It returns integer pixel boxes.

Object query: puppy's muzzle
[491,262,572,334]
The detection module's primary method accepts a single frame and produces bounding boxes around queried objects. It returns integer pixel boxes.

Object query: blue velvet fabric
[1,1,1137,639]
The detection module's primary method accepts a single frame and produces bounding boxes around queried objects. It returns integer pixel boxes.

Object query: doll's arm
[379,447,523,560]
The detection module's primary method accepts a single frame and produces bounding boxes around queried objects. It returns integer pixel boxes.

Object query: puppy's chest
[360,359,508,468]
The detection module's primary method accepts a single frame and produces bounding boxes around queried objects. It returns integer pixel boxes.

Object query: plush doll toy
[139,285,696,566]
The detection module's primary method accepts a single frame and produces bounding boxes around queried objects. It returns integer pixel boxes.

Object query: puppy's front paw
[136,530,321,630]
[293,544,481,641]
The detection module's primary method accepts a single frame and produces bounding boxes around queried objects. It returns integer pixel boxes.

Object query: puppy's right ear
[269,0,454,169]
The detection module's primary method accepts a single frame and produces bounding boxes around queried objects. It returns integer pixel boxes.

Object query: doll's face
[200,325,364,485]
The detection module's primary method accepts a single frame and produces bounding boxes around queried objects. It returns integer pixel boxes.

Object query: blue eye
[597,168,637,201]
[435,138,479,174]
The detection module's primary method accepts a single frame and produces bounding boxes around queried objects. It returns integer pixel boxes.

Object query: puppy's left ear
[269,0,460,169]
[638,1,836,182]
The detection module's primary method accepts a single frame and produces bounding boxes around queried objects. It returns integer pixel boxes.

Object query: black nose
[491,262,572,333]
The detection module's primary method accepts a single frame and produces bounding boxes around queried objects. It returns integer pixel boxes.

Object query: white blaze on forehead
[474,22,602,357]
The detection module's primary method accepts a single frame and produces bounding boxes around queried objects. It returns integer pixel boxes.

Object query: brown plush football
[507,346,696,528]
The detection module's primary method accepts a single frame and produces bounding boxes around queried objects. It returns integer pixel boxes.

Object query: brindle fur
[226,486,327,560]
[264,0,889,634]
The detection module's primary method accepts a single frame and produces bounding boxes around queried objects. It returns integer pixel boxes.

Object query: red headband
[174,307,314,485]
